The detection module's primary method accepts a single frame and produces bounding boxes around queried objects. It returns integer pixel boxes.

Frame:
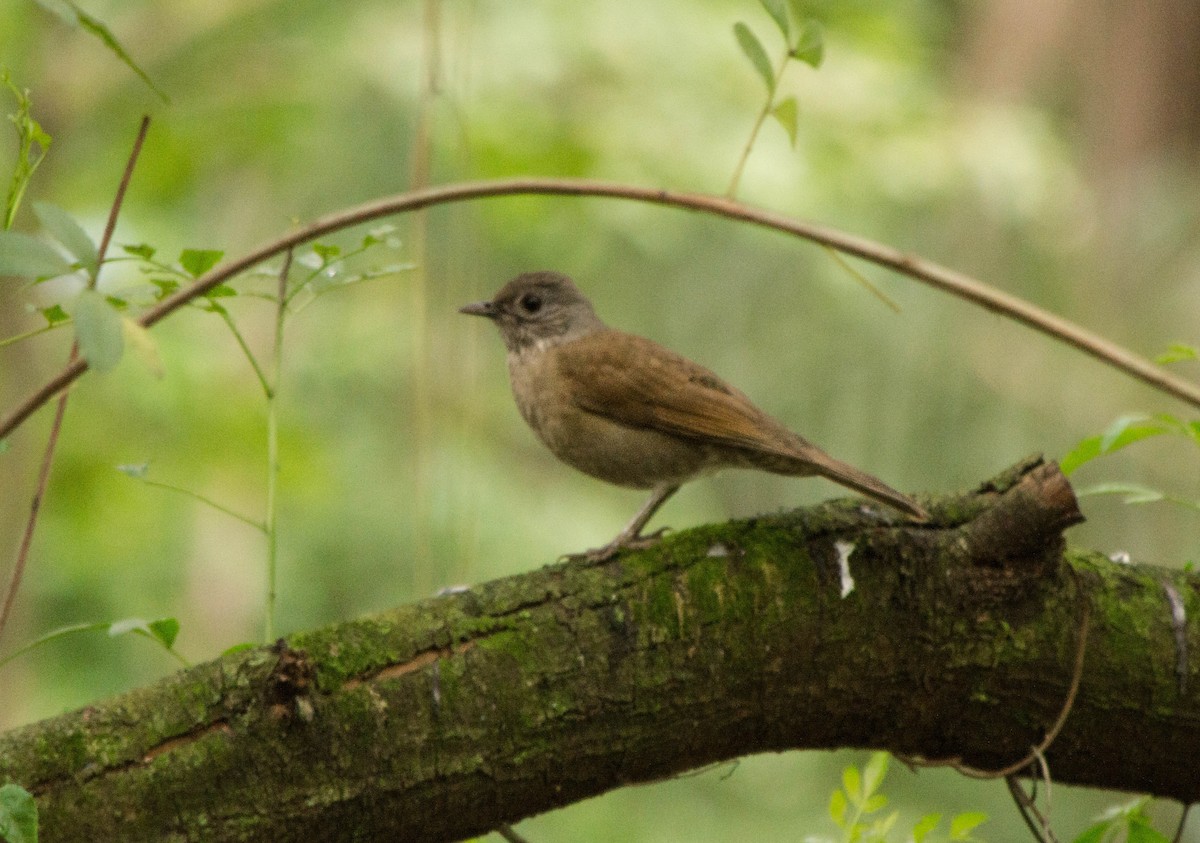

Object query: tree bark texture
[1,456,1197,842]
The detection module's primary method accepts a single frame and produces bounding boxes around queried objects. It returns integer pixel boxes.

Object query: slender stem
[495,825,530,843]
[1173,803,1191,843]
[4,175,1200,445]
[726,53,790,198]
[216,308,272,397]
[0,322,61,349]
[0,393,68,642]
[0,116,150,644]
[263,249,292,643]
[137,478,265,532]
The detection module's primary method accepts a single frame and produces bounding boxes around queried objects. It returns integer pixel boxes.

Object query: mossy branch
[1,457,1197,841]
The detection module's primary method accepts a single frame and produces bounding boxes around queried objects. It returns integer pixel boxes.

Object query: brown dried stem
[2,177,1197,444]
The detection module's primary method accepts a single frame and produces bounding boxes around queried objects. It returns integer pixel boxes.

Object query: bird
[460,271,927,562]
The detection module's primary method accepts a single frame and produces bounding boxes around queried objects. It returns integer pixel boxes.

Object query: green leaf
[147,618,181,649]
[362,224,398,248]
[1070,823,1110,843]
[1100,414,1158,452]
[949,811,988,840]
[40,303,69,326]
[841,764,862,804]
[34,201,97,272]
[734,22,776,95]
[33,0,77,24]
[3,71,52,230]
[870,811,898,838]
[758,0,790,38]
[861,793,888,814]
[108,616,180,650]
[204,283,236,299]
[862,752,888,797]
[790,18,825,67]
[122,242,156,260]
[1061,416,1172,474]
[73,288,125,373]
[312,242,340,262]
[911,813,941,843]
[0,230,72,278]
[1126,819,1170,843]
[828,788,848,827]
[771,96,799,146]
[222,641,256,657]
[1154,343,1198,365]
[0,782,38,843]
[150,278,180,298]
[1077,482,1166,506]
[70,3,170,103]
[179,248,224,278]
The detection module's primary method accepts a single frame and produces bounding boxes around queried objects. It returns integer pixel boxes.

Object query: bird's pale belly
[535,405,716,489]
[508,350,717,489]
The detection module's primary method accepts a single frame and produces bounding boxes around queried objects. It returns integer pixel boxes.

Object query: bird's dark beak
[458,300,497,319]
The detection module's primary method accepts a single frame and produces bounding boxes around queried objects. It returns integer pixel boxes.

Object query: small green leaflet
[911,813,941,843]
[73,289,124,373]
[116,461,150,479]
[40,304,69,326]
[1060,413,1196,475]
[0,783,37,843]
[35,0,170,103]
[0,230,72,278]
[1155,343,1198,365]
[179,248,225,278]
[948,811,987,840]
[758,0,790,38]
[33,201,97,273]
[772,96,799,146]
[122,242,156,260]
[790,18,824,67]
[734,22,775,95]
[108,616,180,649]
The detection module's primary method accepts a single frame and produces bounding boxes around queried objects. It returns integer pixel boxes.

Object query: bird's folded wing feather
[557,330,804,457]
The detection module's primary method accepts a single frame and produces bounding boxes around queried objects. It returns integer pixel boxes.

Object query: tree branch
[3,178,1198,443]
[1,457,1196,840]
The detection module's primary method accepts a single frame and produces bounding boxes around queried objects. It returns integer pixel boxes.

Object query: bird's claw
[562,526,673,565]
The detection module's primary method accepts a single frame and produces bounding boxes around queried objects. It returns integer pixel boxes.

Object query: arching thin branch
[3,177,1198,442]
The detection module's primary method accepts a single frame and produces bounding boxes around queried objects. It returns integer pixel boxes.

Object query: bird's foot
[563,527,671,564]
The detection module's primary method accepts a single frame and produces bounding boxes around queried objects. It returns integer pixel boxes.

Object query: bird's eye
[518,293,543,314]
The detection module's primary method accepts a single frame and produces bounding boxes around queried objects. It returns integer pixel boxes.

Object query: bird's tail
[807,451,928,520]
[752,439,928,520]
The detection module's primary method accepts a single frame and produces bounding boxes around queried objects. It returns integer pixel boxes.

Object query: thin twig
[1173,803,1191,843]
[0,116,150,644]
[3,177,1199,443]
[1006,774,1058,843]
[495,824,530,843]
[263,248,292,643]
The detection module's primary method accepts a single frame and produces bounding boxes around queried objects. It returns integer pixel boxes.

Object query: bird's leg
[569,484,681,564]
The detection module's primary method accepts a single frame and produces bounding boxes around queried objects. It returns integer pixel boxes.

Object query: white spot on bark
[835,540,856,598]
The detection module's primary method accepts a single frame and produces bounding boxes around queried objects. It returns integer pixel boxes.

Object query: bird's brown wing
[555,329,802,457]
[556,329,929,520]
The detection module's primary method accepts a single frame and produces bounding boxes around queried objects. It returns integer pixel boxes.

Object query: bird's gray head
[459,271,606,353]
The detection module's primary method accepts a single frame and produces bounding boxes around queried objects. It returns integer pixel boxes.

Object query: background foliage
[1,0,1199,839]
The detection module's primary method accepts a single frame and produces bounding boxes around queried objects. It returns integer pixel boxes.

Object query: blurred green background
[2,0,1199,839]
